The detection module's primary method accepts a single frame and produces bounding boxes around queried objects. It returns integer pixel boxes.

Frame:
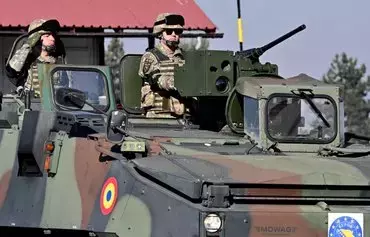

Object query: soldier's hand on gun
[168,77,179,91]
[159,76,177,91]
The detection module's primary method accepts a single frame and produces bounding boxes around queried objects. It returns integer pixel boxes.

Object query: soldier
[138,13,187,118]
[5,18,66,98]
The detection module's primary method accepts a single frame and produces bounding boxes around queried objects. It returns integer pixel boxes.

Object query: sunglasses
[165,29,183,35]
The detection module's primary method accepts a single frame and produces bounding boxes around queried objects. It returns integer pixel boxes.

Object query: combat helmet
[27,19,60,43]
[153,13,185,35]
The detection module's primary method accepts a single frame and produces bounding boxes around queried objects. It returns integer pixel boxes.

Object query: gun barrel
[260,24,306,52]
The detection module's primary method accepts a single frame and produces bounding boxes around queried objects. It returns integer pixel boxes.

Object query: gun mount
[117,24,308,131]
[235,24,306,63]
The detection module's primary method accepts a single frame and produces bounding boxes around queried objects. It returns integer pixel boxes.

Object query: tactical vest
[24,62,41,98]
[145,47,184,114]
[24,56,62,98]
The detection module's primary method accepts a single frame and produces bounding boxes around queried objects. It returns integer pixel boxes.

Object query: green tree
[179,37,210,51]
[322,52,370,136]
[105,38,125,103]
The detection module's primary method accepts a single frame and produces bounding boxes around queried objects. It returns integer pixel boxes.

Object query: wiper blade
[292,89,331,128]
[319,144,370,157]
[345,132,370,143]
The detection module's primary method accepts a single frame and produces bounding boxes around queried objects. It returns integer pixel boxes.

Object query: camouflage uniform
[138,13,186,118]
[6,19,63,98]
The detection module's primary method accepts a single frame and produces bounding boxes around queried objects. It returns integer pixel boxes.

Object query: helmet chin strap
[165,39,179,48]
[42,44,56,53]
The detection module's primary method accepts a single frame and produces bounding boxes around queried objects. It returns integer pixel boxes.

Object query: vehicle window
[243,96,260,140]
[51,69,108,112]
[266,95,336,143]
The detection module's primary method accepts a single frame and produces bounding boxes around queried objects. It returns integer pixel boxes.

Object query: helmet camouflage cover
[153,13,185,34]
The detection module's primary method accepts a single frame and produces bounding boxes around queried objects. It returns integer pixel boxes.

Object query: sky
[117,0,370,80]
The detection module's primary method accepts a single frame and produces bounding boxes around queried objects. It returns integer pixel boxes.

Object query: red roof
[0,0,217,32]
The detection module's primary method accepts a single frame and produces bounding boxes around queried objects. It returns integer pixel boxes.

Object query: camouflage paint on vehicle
[0,24,370,237]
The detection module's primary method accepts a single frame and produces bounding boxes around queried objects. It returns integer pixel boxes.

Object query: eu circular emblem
[100,177,118,215]
[328,215,362,237]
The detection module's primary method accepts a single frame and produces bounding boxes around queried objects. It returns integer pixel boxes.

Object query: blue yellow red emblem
[100,177,118,215]
[328,213,363,237]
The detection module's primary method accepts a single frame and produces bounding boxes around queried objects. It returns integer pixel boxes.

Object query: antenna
[237,0,243,51]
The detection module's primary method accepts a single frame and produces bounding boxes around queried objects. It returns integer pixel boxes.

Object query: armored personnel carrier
[0,24,369,237]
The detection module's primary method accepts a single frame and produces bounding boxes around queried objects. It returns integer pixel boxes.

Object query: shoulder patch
[142,57,153,74]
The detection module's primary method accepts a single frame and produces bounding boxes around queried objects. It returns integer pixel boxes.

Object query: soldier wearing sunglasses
[138,13,187,118]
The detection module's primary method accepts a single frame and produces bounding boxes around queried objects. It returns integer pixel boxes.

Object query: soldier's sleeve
[7,43,32,74]
[138,52,160,86]
[5,43,32,87]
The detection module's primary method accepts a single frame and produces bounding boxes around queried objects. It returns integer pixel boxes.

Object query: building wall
[0,36,103,95]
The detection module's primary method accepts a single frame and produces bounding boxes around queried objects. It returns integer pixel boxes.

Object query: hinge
[48,131,66,177]
[202,185,230,208]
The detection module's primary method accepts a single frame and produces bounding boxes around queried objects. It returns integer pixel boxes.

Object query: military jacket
[138,44,186,118]
[7,42,64,98]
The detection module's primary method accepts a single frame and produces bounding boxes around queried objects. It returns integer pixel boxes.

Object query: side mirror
[106,109,128,143]
[55,87,86,109]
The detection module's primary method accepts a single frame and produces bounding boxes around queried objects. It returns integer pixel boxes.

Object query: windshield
[244,96,260,141]
[266,94,336,143]
[51,68,108,112]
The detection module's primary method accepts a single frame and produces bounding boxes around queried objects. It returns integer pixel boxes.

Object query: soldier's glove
[167,77,177,91]
[26,32,42,48]
[158,76,177,91]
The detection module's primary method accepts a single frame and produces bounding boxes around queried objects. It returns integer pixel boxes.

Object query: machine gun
[235,24,306,63]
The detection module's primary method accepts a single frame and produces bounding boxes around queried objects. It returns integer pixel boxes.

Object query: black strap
[146,47,170,61]
[143,47,170,87]
[143,69,161,86]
